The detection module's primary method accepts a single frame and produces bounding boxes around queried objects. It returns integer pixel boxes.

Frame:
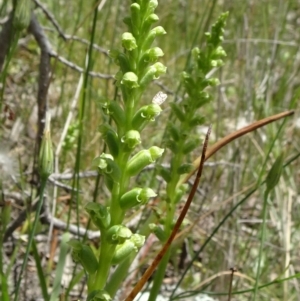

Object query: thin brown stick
[124,126,212,301]
[228,267,237,301]
[180,110,294,185]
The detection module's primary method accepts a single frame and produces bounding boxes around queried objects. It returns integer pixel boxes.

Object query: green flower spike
[106,225,132,245]
[119,187,157,210]
[39,112,53,180]
[126,146,164,177]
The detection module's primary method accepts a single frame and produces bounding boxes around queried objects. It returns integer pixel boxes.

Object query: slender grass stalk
[252,189,269,300]
[32,239,49,301]
[13,180,47,301]
[0,183,10,301]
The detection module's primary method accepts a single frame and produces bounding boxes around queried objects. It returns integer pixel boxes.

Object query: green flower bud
[93,153,121,182]
[121,130,141,151]
[122,32,137,51]
[121,72,139,89]
[167,123,180,141]
[210,59,224,67]
[79,245,98,274]
[13,0,31,31]
[149,0,158,11]
[206,78,220,87]
[99,125,119,158]
[123,16,132,29]
[214,46,227,58]
[39,113,53,180]
[101,101,125,128]
[142,26,166,50]
[191,47,200,60]
[139,63,167,87]
[189,115,205,127]
[111,233,145,265]
[142,13,159,34]
[110,50,131,73]
[170,102,185,122]
[130,233,145,248]
[149,223,167,242]
[114,70,123,86]
[196,91,211,108]
[118,52,132,73]
[165,139,178,154]
[266,152,284,192]
[87,290,112,301]
[126,146,164,177]
[141,47,164,64]
[106,225,132,245]
[68,240,98,274]
[132,104,162,131]
[177,163,194,175]
[108,49,119,60]
[173,184,189,204]
[181,72,196,93]
[112,240,136,265]
[120,187,157,210]
[156,164,172,183]
[182,137,201,154]
[130,3,141,34]
[85,202,111,230]
[152,62,167,78]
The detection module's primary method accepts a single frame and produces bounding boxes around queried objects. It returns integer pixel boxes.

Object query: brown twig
[33,0,67,41]
[124,126,212,301]
[28,13,52,151]
[180,110,295,185]
[228,267,237,301]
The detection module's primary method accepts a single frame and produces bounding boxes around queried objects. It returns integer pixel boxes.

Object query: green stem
[13,179,47,301]
[148,249,171,301]
[91,232,116,292]
[252,189,270,300]
[0,186,9,301]
[148,149,183,301]
[106,255,133,297]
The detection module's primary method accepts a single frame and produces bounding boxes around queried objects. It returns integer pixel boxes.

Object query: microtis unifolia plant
[68,2,228,300]
[147,11,228,301]
[69,1,166,300]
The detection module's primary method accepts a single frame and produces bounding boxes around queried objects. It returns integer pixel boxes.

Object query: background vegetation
[0,0,299,300]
